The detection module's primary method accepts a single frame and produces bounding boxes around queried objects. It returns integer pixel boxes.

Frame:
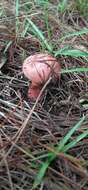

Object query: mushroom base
[28,85,43,100]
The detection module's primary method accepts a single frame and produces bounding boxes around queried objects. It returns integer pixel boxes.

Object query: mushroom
[22,53,60,100]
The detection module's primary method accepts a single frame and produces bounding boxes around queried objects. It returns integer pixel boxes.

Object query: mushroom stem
[28,84,43,100]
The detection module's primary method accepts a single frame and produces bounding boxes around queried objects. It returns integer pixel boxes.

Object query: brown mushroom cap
[22,53,60,87]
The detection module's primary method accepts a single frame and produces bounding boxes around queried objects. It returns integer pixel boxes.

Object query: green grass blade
[35,0,49,6]
[16,0,19,17]
[27,18,53,52]
[33,160,49,188]
[15,0,19,34]
[61,67,88,74]
[55,49,88,57]
[44,5,52,40]
[33,116,85,188]
[55,45,70,54]
[57,115,85,151]
[4,41,12,53]
[62,129,88,152]
[57,0,68,13]
[60,28,88,41]
[21,21,30,37]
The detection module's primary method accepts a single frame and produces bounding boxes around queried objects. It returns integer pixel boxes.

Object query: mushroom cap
[22,53,60,86]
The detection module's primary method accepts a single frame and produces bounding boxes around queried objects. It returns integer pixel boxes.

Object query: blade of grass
[33,160,49,188]
[57,0,68,13]
[56,115,85,151]
[26,18,53,52]
[43,1,52,40]
[21,20,30,37]
[15,0,19,34]
[62,129,88,152]
[61,67,88,74]
[4,41,12,53]
[55,49,88,57]
[75,0,88,17]
[33,116,85,188]
[59,28,88,41]
[35,0,48,6]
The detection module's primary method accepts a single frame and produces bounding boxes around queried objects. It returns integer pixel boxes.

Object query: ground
[0,0,88,190]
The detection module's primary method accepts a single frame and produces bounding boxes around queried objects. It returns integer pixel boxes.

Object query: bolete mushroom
[22,53,60,100]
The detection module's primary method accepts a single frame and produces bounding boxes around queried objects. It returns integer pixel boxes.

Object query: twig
[0,77,51,165]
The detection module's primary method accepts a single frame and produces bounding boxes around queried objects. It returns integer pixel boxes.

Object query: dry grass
[0,0,88,189]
